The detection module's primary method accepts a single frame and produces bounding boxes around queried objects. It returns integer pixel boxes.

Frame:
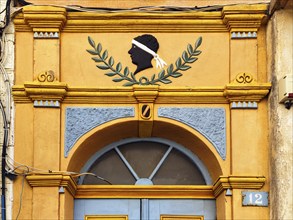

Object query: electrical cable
[5,154,112,184]
[0,0,11,30]
[15,173,26,220]
[13,1,269,14]
[0,7,7,15]
[72,172,112,185]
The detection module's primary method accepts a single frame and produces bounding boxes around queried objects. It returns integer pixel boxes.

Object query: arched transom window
[79,138,211,185]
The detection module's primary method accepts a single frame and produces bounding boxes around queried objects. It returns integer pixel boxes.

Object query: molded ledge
[14,4,268,33]
[26,174,77,197]
[22,6,67,32]
[12,84,271,105]
[225,73,271,103]
[25,174,266,199]
[213,175,266,197]
[222,4,268,32]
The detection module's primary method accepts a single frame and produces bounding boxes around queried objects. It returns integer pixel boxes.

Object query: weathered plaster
[267,2,293,219]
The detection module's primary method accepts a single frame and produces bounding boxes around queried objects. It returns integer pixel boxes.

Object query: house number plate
[242,191,269,207]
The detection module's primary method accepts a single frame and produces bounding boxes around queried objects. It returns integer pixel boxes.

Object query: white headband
[132,39,167,69]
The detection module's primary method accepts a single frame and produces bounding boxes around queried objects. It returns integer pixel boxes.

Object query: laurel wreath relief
[87,36,202,86]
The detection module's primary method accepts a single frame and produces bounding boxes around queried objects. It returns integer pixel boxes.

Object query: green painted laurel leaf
[171,72,183,78]
[109,57,114,66]
[97,43,102,53]
[187,44,193,55]
[160,78,172,84]
[87,49,99,55]
[92,57,103,62]
[158,70,165,78]
[193,51,202,56]
[186,57,198,63]
[167,64,174,74]
[195,37,202,49]
[113,77,124,82]
[175,58,182,68]
[102,50,108,60]
[88,36,95,49]
[96,65,109,70]
[124,67,129,76]
[105,72,117,76]
[179,65,191,71]
[182,51,189,62]
[116,62,122,72]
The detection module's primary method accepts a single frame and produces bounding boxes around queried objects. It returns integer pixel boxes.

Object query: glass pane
[152,148,206,185]
[119,141,169,178]
[83,149,136,185]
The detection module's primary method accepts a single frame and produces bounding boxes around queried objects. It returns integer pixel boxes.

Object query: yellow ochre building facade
[11,2,274,219]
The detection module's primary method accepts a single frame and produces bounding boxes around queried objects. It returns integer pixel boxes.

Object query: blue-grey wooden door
[74,199,140,219]
[74,198,216,220]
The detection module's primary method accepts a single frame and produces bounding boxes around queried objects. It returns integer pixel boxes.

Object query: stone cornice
[12,83,271,105]
[222,4,268,32]
[213,175,266,197]
[21,6,67,32]
[26,174,77,196]
[14,4,268,33]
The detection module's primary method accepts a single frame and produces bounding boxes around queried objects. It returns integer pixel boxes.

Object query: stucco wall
[267,2,293,219]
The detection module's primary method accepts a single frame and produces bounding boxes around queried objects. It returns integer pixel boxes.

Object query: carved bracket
[13,71,67,107]
[224,73,271,108]
[133,85,159,138]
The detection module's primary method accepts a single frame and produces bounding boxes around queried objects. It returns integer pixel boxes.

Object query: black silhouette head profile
[128,34,159,75]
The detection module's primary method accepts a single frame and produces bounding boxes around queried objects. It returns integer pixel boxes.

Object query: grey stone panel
[64,107,135,157]
[158,107,226,160]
